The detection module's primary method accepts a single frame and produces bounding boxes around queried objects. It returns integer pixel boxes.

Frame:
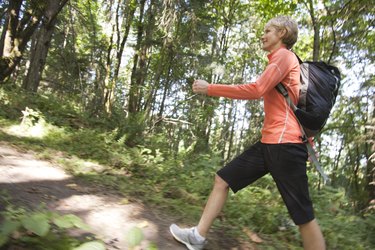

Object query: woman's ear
[279,28,287,38]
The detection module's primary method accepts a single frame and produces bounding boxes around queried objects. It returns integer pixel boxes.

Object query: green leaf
[73,241,106,250]
[0,219,21,236]
[72,218,91,231]
[53,215,74,229]
[53,214,90,230]
[127,227,144,247]
[146,242,158,250]
[21,213,50,237]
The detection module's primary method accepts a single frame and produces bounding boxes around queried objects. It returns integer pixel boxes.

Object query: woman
[170,16,325,250]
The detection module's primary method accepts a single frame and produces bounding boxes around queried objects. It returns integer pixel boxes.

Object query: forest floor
[0,141,257,250]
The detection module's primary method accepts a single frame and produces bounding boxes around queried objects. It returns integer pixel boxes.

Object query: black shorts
[217,141,314,225]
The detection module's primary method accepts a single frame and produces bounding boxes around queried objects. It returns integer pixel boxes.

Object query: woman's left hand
[192,79,209,94]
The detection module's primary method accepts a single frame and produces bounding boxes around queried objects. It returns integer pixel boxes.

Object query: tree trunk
[1,0,22,57]
[366,94,375,208]
[368,151,375,208]
[22,22,56,92]
[103,23,115,112]
[156,64,172,119]
[226,103,237,162]
[22,0,68,92]
[128,0,147,113]
[103,0,136,113]
[306,0,320,60]
[331,138,344,185]
[0,0,41,83]
[220,100,229,160]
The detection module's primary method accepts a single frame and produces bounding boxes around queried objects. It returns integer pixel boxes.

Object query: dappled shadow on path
[0,143,252,250]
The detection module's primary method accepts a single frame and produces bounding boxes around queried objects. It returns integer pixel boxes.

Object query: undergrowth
[0,87,374,249]
[0,194,105,250]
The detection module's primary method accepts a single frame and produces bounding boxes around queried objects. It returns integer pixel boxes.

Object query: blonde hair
[266,16,298,49]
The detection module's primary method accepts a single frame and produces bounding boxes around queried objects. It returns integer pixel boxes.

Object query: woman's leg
[299,219,325,250]
[197,174,229,237]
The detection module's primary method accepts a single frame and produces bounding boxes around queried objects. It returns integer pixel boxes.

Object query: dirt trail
[0,142,252,250]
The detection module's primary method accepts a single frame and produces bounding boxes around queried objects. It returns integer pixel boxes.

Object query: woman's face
[261,25,284,52]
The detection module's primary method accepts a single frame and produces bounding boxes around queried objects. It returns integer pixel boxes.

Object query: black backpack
[276,55,341,138]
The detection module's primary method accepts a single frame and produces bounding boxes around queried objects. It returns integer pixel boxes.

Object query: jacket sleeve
[207,49,296,100]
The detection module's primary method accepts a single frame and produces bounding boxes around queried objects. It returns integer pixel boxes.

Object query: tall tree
[302,0,321,60]
[22,0,68,92]
[128,0,151,114]
[0,0,41,82]
[103,0,137,114]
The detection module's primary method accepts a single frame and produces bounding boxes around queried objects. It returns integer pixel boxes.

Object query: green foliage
[126,227,144,248]
[73,241,106,250]
[0,85,84,128]
[53,214,90,230]
[0,203,103,250]
[225,176,291,234]
[254,0,298,21]
[221,179,375,249]
[20,107,44,127]
[311,186,375,249]
[123,226,158,250]
[115,112,148,147]
[21,213,51,237]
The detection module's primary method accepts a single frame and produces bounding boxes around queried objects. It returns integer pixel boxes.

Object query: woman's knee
[214,174,229,190]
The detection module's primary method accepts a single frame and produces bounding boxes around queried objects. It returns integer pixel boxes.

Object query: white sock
[193,227,206,242]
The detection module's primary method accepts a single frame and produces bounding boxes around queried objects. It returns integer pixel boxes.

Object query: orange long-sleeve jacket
[207,46,302,144]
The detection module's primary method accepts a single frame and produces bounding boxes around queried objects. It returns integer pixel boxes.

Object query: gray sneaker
[169,224,207,250]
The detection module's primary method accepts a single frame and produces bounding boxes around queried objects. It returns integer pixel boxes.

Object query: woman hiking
[169,15,325,250]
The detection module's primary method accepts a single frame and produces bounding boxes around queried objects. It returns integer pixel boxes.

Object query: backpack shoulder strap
[306,143,330,184]
[295,53,303,64]
[275,83,297,112]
